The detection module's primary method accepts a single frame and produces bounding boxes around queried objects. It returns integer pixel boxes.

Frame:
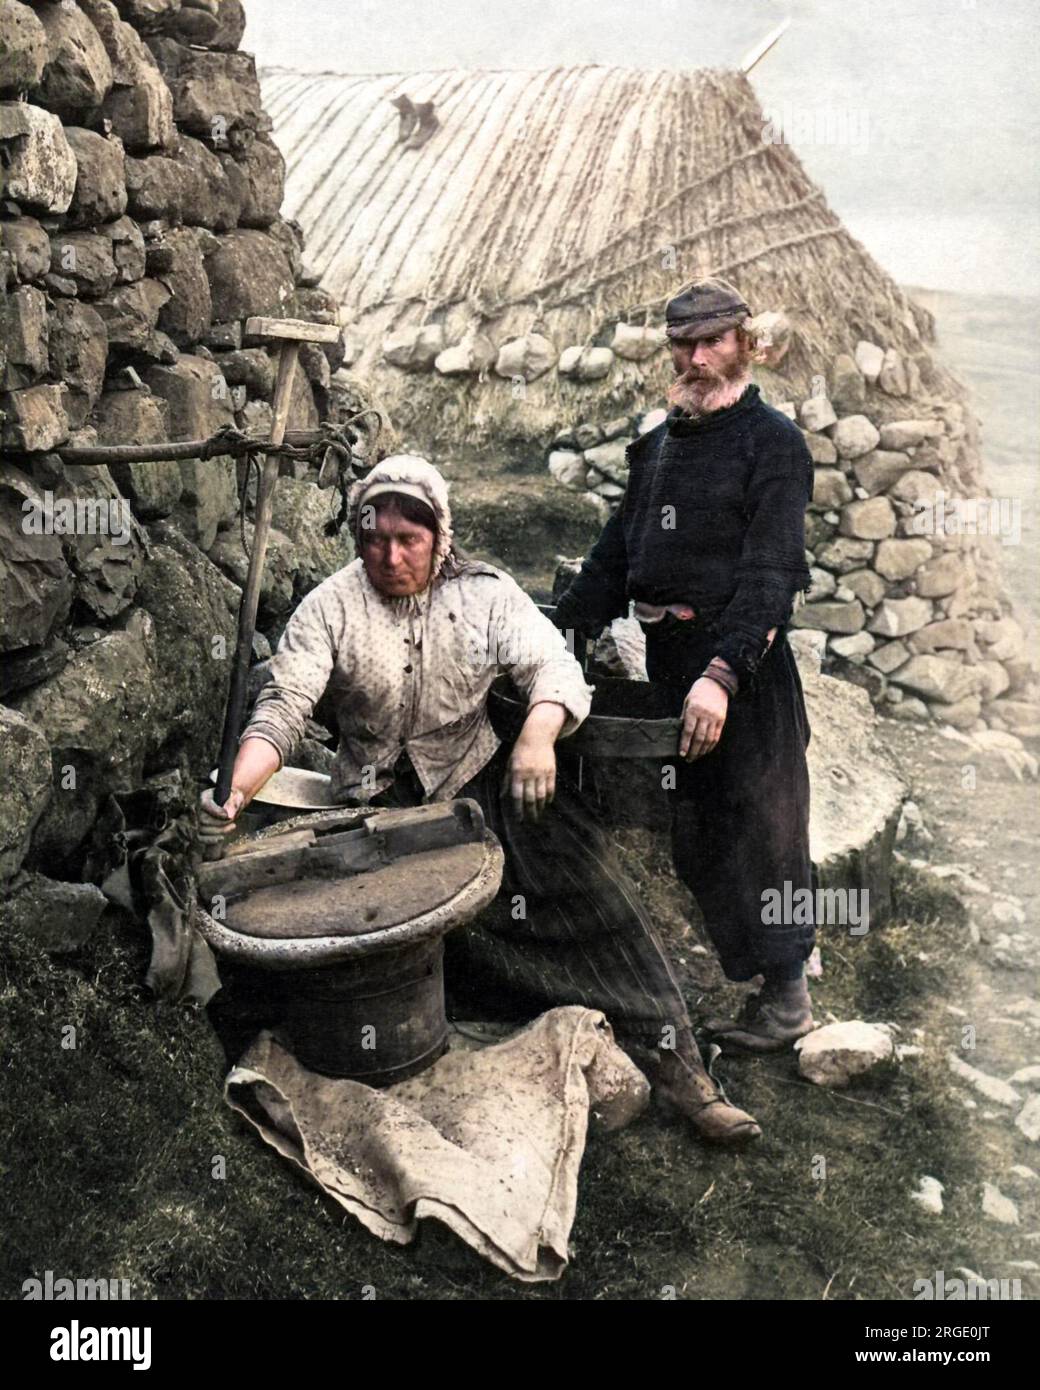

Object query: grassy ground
[0,844,1012,1301]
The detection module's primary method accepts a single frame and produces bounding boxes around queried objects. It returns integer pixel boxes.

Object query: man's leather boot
[704,970,814,1053]
[631,1030,762,1146]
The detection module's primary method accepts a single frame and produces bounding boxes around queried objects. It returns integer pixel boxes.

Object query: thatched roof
[261,64,955,453]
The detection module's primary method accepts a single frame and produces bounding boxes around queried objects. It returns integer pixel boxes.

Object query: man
[552,277,818,1054]
[199,454,761,1145]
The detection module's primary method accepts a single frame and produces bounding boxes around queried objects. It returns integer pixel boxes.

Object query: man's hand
[502,700,567,822]
[679,677,728,761]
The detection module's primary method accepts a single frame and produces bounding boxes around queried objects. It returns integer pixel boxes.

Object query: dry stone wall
[0,0,354,922]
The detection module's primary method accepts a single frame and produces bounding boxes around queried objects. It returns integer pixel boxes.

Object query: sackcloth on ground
[225,1006,649,1282]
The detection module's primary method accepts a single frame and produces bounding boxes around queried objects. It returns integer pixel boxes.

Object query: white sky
[243,0,1039,297]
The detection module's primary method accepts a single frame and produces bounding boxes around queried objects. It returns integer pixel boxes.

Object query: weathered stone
[611,322,665,360]
[885,696,929,722]
[236,398,271,438]
[105,213,144,283]
[811,467,851,511]
[799,395,837,432]
[113,1,181,31]
[842,568,886,608]
[93,276,170,349]
[151,225,211,345]
[53,463,142,620]
[494,333,555,382]
[873,537,931,581]
[547,450,587,489]
[1,215,50,282]
[80,0,176,150]
[33,0,113,120]
[126,134,242,229]
[47,299,107,427]
[215,345,274,398]
[13,622,158,867]
[975,661,1010,703]
[0,101,78,213]
[558,345,614,381]
[908,619,976,654]
[4,871,107,950]
[202,318,241,351]
[878,418,944,451]
[868,640,910,675]
[791,599,865,635]
[853,449,912,496]
[268,475,351,598]
[0,706,52,880]
[829,353,866,413]
[0,283,48,388]
[167,2,219,44]
[796,1021,895,1088]
[583,439,630,481]
[910,1176,945,1217]
[915,551,966,599]
[947,1051,1021,1107]
[206,227,294,322]
[226,136,284,228]
[815,537,874,573]
[0,1,48,95]
[1016,1094,1040,1143]
[0,465,74,650]
[162,46,262,138]
[889,469,944,508]
[173,456,236,551]
[434,332,495,376]
[985,700,1040,737]
[573,421,602,450]
[803,665,905,916]
[840,496,896,540]
[94,387,181,519]
[48,228,117,296]
[210,0,246,50]
[869,596,933,638]
[830,631,875,661]
[807,566,836,600]
[800,429,837,465]
[890,654,977,704]
[930,694,981,730]
[143,352,232,441]
[831,414,880,460]
[63,127,126,226]
[0,382,68,450]
[878,347,909,396]
[382,323,444,371]
[975,617,1025,662]
[854,339,884,382]
[603,417,633,440]
[209,522,296,620]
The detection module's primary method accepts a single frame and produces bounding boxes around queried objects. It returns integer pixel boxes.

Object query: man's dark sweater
[553,384,814,689]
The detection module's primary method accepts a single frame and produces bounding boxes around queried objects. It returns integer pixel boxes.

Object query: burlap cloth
[225,1006,649,1282]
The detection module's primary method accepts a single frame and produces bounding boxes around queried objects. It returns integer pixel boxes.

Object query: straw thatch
[261,63,953,453]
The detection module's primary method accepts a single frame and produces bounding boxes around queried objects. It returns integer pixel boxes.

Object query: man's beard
[667,352,752,416]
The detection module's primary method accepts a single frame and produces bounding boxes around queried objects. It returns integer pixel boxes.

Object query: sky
[242,0,1039,297]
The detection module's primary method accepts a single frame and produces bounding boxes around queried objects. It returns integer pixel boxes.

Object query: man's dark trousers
[644,615,815,984]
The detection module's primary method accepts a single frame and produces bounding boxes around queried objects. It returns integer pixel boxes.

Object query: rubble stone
[47,298,107,427]
[891,654,978,704]
[831,414,880,460]
[799,395,837,432]
[853,339,884,382]
[869,596,933,638]
[0,0,49,94]
[853,449,912,496]
[795,1021,895,1088]
[64,127,127,225]
[33,0,114,120]
[840,496,896,540]
[873,537,932,581]
[791,600,865,635]
[0,706,52,881]
[0,101,78,213]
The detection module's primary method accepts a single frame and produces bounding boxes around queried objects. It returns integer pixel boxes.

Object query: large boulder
[495,333,555,382]
[79,0,175,151]
[4,871,107,951]
[63,126,127,225]
[0,382,68,450]
[92,275,171,350]
[0,283,49,390]
[205,227,295,322]
[125,133,242,229]
[0,1,48,95]
[47,299,107,427]
[0,101,78,213]
[224,135,284,228]
[135,520,239,770]
[0,705,52,881]
[152,225,212,346]
[95,386,181,519]
[12,619,159,869]
[1,215,51,282]
[158,45,262,139]
[802,664,906,917]
[48,229,118,297]
[0,465,75,651]
[54,463,143,620]
[32,0,113,120]
[889,654,978,705]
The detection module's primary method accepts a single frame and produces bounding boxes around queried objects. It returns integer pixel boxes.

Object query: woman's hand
[679,677,728,761]
[197,787,247,850]
[502,701,567,821]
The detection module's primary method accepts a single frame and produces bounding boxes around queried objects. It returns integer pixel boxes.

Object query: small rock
[910,1175,944,1215]
[946,1051,1021,1107]
[981,1182,1019,1226]
[831,414,880,460]
[799,395,837,432]
[854,339,885,382]
[547,450,587,490]
[795,1021,895,1088]
[1009,1066,1040,1088]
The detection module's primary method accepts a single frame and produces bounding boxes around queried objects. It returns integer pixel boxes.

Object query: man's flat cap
[665,276,751,341]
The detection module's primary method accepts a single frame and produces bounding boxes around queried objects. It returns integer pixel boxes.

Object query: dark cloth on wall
[552,385,814,689]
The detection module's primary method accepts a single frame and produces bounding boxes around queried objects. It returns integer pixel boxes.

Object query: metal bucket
[280,937,448,1085]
